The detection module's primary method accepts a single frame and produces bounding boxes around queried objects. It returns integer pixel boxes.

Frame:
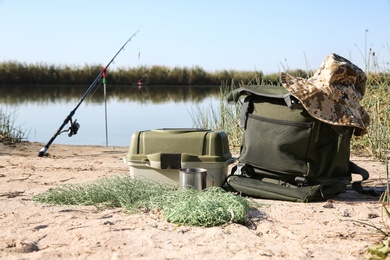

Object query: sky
[1,0,389,74]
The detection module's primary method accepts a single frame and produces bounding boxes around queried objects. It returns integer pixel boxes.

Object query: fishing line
[89,80,103,98]
[38,30,140,157]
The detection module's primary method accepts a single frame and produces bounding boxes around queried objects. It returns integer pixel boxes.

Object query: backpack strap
[239,98,250,128]
[350,161,380,196]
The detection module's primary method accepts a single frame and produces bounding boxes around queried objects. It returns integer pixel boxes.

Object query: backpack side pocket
[240,113,313,176]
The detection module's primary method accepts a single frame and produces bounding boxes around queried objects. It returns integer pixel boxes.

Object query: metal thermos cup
[179,168,208,190]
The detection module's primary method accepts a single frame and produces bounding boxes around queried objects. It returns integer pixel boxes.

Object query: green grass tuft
[150,186,250,226]
[33,176,175,213]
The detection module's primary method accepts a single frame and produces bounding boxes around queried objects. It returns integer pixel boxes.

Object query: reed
[190,80,243,150]
[350,49,390,160]
[0,109,28,143]
[351,82,390,159]
[0,61,341,86]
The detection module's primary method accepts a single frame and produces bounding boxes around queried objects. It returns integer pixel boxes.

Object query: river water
[1,85,221,147]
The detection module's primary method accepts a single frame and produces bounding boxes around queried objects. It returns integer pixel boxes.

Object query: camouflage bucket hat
[281,53,370,136]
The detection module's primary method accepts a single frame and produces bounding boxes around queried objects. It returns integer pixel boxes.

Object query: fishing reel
[67,118,80,137]
[59,118,80,137]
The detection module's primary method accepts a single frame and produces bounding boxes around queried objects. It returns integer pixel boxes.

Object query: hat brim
[281,72,370,136]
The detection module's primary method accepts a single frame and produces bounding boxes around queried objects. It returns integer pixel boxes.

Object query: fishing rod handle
[38,146,48,157]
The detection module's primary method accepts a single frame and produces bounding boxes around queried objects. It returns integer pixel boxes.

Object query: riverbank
[0,142,387,259]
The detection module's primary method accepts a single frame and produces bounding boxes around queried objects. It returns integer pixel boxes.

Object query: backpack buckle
[294,176,307,186]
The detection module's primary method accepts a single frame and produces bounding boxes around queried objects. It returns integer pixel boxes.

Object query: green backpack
[225,85,370,202]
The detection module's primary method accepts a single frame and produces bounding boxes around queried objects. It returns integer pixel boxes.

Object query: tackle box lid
[126,128,232,163]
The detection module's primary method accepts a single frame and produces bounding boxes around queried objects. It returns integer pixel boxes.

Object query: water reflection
[0,84,221,146]
[0,84,220,104]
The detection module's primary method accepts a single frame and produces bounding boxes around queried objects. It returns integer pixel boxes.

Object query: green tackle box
[123,128,235,187]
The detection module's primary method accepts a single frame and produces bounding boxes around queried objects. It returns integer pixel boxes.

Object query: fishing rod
[38,30,139,157]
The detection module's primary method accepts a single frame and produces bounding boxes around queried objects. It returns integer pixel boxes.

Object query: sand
[0,141,388,259]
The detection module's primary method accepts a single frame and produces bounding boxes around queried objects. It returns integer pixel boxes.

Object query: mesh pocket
[240,114,313,176]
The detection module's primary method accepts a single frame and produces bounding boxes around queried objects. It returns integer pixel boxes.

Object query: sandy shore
[0,142,388,259]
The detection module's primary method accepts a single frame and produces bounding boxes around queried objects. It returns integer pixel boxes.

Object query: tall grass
[351,83,390,159]
[350,45,390,160]
[0,109,28,143]
[190,80,243,150]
